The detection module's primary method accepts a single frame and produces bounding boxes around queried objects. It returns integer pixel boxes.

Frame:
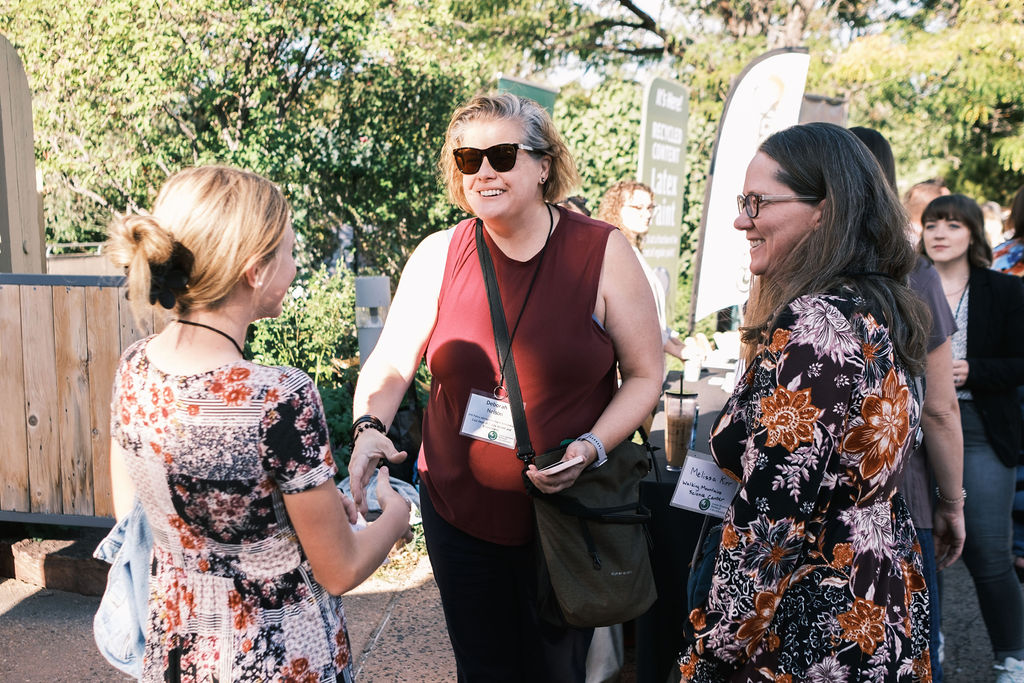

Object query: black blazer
[964,266,1024,467]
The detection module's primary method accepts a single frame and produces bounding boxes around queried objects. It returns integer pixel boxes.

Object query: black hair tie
[149,242,194,309]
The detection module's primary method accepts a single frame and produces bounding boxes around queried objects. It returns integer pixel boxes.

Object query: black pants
[420,484,592,682]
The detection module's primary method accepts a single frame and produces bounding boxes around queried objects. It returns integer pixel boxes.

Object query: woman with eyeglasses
[920,193,1024,681]
[347,93,663,681]
[597,180,686,365]
[679,123,934,682]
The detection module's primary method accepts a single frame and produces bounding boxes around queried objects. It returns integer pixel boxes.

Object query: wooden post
[0,34,45,274]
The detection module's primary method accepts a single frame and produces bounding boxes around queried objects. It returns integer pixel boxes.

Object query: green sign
[497,76,558,115]
[637,77,689,318]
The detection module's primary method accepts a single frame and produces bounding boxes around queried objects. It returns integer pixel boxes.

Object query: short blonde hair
[439,93,580,214]
[106,165,290,322]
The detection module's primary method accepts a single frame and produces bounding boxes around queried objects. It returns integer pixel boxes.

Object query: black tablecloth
[635,369,731,683]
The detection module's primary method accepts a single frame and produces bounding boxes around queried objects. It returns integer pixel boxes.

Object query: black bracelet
[351,414,386,441]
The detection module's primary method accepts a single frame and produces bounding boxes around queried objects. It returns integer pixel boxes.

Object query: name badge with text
[459,390,516,449]
[670,451,739,518]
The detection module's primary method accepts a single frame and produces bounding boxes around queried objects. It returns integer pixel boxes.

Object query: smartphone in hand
[538,455,585,476]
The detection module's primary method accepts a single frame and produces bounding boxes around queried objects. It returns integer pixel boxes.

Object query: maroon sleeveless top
[419,207,617,545]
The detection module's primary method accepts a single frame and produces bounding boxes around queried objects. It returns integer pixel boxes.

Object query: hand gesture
[375,466,413,543]
[349,429,407,515]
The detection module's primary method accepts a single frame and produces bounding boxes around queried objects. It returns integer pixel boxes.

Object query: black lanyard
[474,204,554,398]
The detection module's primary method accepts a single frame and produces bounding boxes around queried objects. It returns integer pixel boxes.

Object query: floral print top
[680,293,931,682]
[111,337,352,683]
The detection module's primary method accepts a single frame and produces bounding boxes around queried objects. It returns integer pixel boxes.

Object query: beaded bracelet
[935,486,967,505]
[351,414,386,441]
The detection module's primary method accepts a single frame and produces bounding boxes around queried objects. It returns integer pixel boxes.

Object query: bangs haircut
[920,193,993,268]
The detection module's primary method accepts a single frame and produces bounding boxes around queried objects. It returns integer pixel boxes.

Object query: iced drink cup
[664,391,698,471]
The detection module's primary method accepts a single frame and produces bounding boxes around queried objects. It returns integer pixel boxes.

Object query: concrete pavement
[0,550,1007,682]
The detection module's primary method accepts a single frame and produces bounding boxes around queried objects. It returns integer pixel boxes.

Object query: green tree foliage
[825,0,1024,204]
[1,0,474,274]
[246,266,359,473]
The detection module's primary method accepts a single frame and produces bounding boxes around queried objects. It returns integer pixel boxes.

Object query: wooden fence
[0,274,167,525]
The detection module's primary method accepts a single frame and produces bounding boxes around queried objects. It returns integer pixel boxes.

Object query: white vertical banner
[637,77,689,317]
[691,48,810,324]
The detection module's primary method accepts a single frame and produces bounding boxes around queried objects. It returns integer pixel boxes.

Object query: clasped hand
[349,428,408,516]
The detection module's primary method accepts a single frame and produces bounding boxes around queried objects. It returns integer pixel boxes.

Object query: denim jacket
[93,499,153,679]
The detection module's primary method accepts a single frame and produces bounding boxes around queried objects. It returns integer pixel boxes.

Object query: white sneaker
[994,656,1024,683]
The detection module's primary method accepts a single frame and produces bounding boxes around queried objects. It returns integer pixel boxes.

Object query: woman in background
[597,180,685,364]
[992,185,1024,583]
[106,165,410,682]
[920,193,1024,681]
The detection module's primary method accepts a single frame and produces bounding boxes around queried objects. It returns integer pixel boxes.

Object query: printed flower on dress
[228,590,258,631]
[838,500,894,557]
[858,323,893,387]
[831,542,854,568]
[768,329,790,353]
[741,516,804,585]
[210,366,253,406]
[788,296,860,365]
[279,657,319,683]
[759,386,823,452]
[334,629,350,669]
[837,596,886,655]
[169,516,206,551]
[806,655,851,682]
[737,590,782,655]
[841,368,910,479]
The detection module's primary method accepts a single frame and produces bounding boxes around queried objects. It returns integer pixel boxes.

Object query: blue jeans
[1014,466,1024,559]
[960,401,1024,660]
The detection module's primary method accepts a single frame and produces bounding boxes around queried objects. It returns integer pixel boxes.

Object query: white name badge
[459,390,516,449]
[670,451,740,518]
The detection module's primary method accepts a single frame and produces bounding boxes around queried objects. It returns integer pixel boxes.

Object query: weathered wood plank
[53,286,93,515]
[119,291,153,352]
[0,285,30,511]
[20,285,60,513]
[87,286,120,518]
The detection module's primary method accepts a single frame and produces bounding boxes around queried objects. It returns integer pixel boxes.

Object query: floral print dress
[111,337,353,683]
[680,293,931,682]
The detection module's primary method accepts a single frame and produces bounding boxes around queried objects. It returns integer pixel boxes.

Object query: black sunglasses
[453,143,544,174]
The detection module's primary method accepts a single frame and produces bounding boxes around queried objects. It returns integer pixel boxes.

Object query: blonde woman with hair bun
[104,165,410,682]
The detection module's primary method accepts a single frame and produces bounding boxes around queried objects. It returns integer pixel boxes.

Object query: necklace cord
[484,204,555,388]
[175,319,245,357]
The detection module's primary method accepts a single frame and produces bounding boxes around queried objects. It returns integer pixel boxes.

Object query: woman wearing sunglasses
[347,93,663,681]
[679,123,934,682]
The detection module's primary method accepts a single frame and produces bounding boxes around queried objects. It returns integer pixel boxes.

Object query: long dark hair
[741,122,929,376]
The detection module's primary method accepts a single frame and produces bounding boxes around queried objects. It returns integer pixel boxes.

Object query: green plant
[247,266,359,475]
